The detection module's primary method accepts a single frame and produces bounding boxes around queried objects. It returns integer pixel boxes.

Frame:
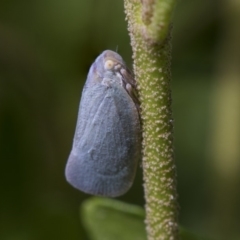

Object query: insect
[65,50,141,197]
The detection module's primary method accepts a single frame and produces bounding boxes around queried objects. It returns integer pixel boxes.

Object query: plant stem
[124,1,178,239]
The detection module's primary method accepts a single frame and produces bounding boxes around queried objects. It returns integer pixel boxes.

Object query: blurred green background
[1,0,239,239]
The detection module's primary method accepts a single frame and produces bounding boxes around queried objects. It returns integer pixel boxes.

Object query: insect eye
[104,60,114,70]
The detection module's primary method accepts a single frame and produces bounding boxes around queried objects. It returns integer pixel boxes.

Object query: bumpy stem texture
[124,1,178,240]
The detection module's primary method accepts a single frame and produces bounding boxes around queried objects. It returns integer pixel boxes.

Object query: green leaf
[81,197,147,240]
[81,197,213,240]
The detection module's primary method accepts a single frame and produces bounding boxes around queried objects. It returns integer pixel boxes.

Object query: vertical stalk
[124,1,178,239]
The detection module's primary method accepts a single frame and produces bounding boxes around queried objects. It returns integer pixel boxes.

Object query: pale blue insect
[65,50,141,197]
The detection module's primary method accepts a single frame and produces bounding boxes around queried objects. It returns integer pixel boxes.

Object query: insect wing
[65,82,141,197]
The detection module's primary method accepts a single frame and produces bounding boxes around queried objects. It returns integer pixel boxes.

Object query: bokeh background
[1,0,239,239]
